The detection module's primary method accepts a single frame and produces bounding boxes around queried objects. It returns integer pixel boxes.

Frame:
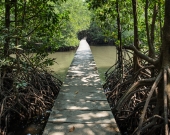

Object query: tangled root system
[104,50,170,135]
[0,63,62,135]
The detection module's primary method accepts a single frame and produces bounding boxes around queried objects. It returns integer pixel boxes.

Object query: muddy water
[49,45,117,83]
[90,45,117,84]
[48,50,76,81]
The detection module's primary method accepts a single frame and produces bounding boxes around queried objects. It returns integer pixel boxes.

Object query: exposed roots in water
[104,50,170,135]
[0,64,62,135]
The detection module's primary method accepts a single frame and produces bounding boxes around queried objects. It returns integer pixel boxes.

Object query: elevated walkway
[43,39,120,135]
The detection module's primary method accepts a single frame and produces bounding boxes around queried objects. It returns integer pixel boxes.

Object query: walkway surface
[43,39,120,135]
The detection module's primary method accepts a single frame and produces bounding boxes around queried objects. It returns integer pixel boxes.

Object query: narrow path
[43,39,120,135]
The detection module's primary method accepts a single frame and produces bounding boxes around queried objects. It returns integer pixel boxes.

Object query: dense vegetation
[0,0,93,134]
[78,21,115,45]
[86,0,170,134]
[1,0,170,134]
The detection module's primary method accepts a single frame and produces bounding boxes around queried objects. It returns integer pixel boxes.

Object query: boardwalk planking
[43,39,121,135]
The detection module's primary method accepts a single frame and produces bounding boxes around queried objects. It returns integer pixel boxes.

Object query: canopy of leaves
[56,0,92,49]
[86,0,164,50]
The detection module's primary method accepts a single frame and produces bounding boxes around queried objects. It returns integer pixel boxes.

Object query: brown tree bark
[145,0,151,55]
[132,0,140,72]
[161,3,170,135]
[4,0,10,57]
[116,0,124,77]
[145,1,157,58]
[162,0,170,68]
[150,3,158,58]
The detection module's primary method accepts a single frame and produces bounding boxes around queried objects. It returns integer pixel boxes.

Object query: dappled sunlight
[49,132,64,135]
[44,123,119,135]
[43,39,120,135]
[76,111,112,121]
[53,100,108,110]
[63,75,101,87]
[48,109,115,123]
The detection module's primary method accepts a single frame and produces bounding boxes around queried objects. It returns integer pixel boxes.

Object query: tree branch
[124,45,158,65]
[21,23,41,37]
[116,77,156,112]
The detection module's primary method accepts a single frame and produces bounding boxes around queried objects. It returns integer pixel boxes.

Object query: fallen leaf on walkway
[41,121,45,123]
[69,126,75,132]
[94,67,97,70]
[75,91,79,94]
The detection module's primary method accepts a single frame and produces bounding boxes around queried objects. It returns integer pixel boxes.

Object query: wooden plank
[43,123,120,135]
[48,110,116,124]
[53,100,110,110]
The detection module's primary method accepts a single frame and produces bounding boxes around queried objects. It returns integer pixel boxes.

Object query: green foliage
[86,0,164,51]
[78,20,114,45]
[0,1,91,134]
[58,0,91,48]
[0,0,93,77]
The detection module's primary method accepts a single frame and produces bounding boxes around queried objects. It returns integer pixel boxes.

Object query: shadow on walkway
[43,39,120,135]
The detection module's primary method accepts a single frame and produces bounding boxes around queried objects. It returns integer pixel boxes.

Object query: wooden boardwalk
[43,39,120,135]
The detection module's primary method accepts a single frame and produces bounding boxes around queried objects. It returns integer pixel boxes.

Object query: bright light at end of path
[78,37,91,51]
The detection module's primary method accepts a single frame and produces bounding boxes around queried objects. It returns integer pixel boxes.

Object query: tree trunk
[145,0,157,58]
[116,0,124,77]
[4,0,10,57]
[162,0,170,68]
[150,3,158,58]
[161,0,170,134]
[162,0,170,100]
[145,0,151,55]
[132,0,140,72]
